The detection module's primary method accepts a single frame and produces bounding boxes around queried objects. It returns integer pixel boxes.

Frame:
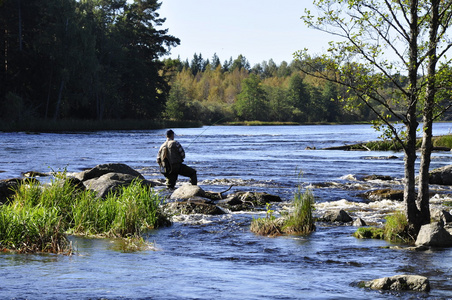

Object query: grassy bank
[348,134,452,151]
[0,175,169,253]
[0,119,202,132]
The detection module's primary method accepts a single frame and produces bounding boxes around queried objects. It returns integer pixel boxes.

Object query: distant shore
[0,119,203,133]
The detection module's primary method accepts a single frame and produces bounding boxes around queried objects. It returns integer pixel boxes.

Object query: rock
[415,222,452,247]
[75,163,144,182]
[359,188,404,202]
[235,191,282,205]
[83,172,148,198]
[215,191,282,211]
[353,217,367,227]
[170,184,206,200]
[0,178,39,204]
[362,175,393,181]
[320,209,353,223]
[429,165,452,185]
[164,199,225,215]
[64,176,86,191]
[431,209,452,224]
[361,275,430,292]
[73,163,158,198]
[21,171,49,177]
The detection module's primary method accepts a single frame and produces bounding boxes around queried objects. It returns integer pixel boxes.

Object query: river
[1,124,452,299]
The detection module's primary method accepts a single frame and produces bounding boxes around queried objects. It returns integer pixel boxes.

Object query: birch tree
[298,0,452,235]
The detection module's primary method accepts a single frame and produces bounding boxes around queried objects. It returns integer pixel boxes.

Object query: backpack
[159,144,172,176]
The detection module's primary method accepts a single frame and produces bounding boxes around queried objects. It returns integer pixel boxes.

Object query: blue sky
[158,0,334,66]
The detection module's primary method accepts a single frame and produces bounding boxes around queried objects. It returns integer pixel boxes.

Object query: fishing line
[185,117,227,149]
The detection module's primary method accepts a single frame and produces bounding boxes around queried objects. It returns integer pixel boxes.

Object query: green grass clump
[71,180,169,237]
[0,201,69,254]
[353,211,413,243]
[0,174,169,253]
[283,188,315,234]
[353,227,384,239]
[383,211,412,243]
[250,188,315,236]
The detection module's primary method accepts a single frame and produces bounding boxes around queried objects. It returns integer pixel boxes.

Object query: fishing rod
[185,117,227,149]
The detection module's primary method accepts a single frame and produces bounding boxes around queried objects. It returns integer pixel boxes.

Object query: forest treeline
[1,0,179,122]
[162,53,412,124]
[1,0,448,127]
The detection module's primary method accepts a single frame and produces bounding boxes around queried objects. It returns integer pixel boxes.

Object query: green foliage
[0,0,179,122]
[235,74,268,121]
[0,174,169,253]
[433,134,452,149]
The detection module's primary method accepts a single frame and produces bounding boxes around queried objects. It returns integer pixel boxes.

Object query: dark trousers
[166,163,197,188]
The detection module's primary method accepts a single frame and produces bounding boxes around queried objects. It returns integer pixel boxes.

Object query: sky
[158,0,335,66]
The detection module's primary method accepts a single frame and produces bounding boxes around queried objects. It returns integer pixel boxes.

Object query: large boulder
[429,165,452,185]
[83,172,141,198]
[170,185,206,200]
[75,163,144,182]
[74,163,158,198]
[361,275,430,292]
[415,222,452,247]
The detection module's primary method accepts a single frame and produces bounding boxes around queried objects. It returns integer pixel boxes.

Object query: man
[157,129,197,189]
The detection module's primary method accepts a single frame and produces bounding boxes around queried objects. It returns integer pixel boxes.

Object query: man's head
[166,129,175,139]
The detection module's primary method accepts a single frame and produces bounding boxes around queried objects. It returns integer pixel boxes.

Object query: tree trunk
[417,0,440,226]
[405,0,421,235]
[404,117,420,233]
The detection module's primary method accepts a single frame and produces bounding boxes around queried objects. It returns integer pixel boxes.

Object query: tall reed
[0,201,69,253]
[71,179,167,237]
[283,188,315,234]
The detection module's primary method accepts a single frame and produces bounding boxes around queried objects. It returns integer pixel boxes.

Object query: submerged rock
[361,275,430,292]
[164,199,225,215]
[319,209,353,223]
[216,191,282,211]
[415,222,452,247]
[359,188,404,202]
[362,175,393,181]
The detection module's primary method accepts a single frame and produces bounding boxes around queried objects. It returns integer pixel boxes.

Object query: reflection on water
[2,124,452,299]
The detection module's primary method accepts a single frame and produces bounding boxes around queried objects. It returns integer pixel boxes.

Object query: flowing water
[2,124,452,299]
